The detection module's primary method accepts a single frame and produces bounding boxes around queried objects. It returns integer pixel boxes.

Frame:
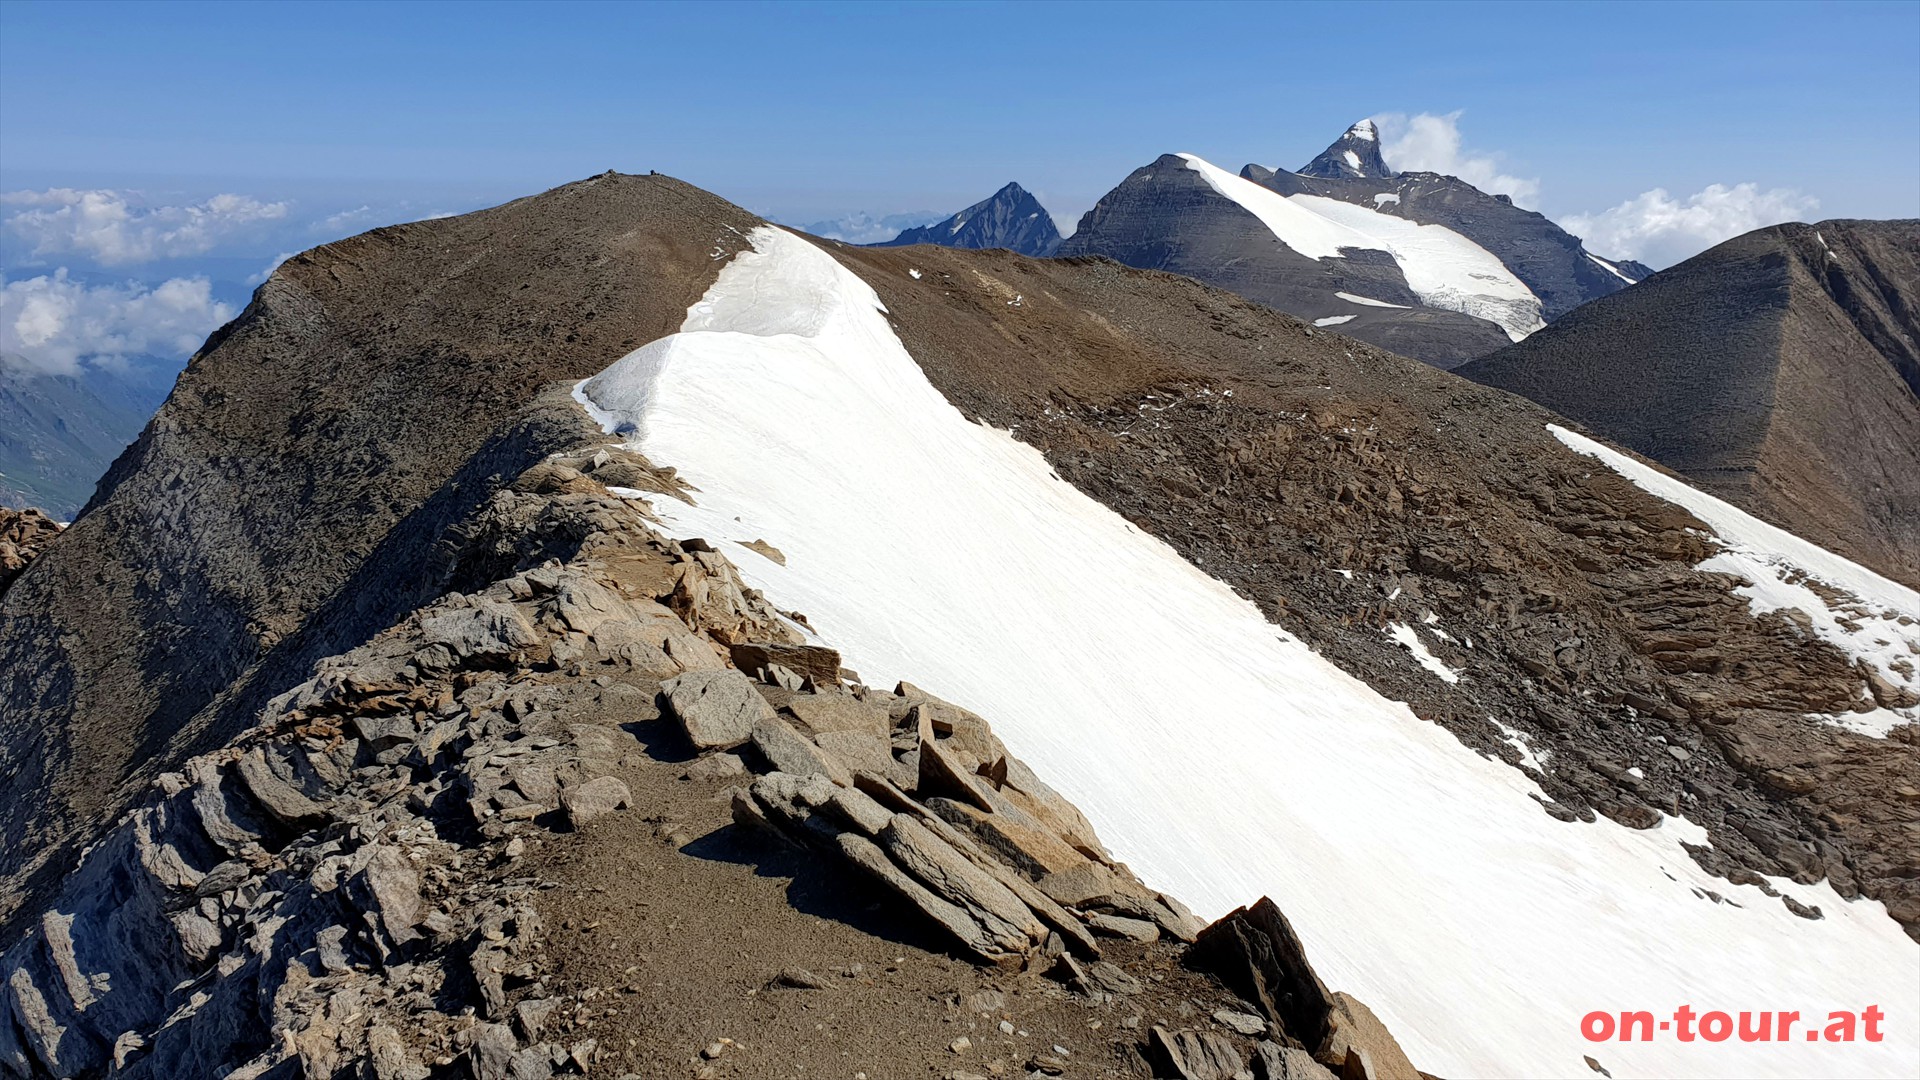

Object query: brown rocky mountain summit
[1461,218,1920,586]
[0,172,1913,1078]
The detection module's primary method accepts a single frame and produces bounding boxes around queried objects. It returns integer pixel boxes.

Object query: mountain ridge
[2,171,1915,1080]
[1460,217,1920,586]
[1061,122,1654,366]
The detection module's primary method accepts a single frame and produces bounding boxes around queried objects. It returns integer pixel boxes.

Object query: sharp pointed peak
[1299,119,1394,180]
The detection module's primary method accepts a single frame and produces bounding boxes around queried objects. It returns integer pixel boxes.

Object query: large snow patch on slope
[578,226,1916,1080]
[1177,154,1546,341]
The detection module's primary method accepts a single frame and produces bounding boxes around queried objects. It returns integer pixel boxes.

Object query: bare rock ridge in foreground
[0,451,1418,1079]
[1460,218,1920,587]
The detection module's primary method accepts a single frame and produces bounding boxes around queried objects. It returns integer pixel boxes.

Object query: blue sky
[2,0,1916,375]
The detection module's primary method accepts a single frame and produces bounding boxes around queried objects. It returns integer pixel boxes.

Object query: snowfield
[1550,425,1920,732]
[578,225,1917,1080]
[1177,154,1546,341]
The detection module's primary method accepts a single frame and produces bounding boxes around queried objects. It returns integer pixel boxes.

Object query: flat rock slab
[785,693,890,737]
[664,669,775,749]
[561,776,632,828]
[730,642,843,687]
[751,716,854,786]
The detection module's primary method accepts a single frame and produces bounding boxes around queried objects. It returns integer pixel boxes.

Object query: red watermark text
[1582,1006,1885,1043]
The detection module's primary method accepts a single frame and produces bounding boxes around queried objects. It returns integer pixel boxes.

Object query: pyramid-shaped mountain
[874,182,1062,256]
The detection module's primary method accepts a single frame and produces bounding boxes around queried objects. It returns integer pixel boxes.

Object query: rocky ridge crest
[1,448,1420,1080]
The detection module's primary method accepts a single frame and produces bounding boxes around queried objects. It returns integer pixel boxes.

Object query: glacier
[1177,153,1547,342]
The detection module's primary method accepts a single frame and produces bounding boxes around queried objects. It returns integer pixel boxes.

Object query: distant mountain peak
[1300,119,1394,180]
[875,182,1062,257]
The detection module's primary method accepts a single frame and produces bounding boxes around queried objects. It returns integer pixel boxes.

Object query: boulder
[683,753,747,781]
[420,601,536,663]
[355,846,424,945]
[560,776,632,827]
[235,748,330,829]
[1089,913,1160,942]
[1253,1042,1337,1080]
[878,816,1044,957]
[730,642,842,687]
[785,693,890,736]
[550,573,635,634]
[928,796,1091,880]
[662,670,774,750]
[812,730,895,776]
[1320,992,1419,1080]
[750,716,854,786]
[1189,897,1334,1050]
[1148,1026,1247,1080]
[834,830,1020,961]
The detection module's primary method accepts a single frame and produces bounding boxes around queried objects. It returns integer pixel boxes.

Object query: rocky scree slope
[874,182,1063,257]
[1461,218,1920,587]
[830,240,1920,943]
[1,448,1421,1080]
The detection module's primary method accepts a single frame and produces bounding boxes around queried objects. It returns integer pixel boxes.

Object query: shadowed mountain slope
[1460,219,1920,586]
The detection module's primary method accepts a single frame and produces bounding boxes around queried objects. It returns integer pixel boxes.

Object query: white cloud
[1373,112,1541,207]
[312,205,372,232]
[0,270,234,376]
[1562,183,1819,268]
[247,252,297,286]
[1,188,290,266]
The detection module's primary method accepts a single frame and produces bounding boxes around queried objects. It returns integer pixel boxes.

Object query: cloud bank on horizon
[0,114,1846,380]
[2,188,289,266]
[1375,111,1544,207]
[1,269,233,377]
[1372,112,1819,267]
[1563,183,1820,268]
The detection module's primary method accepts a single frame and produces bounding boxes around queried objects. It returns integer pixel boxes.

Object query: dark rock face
[1460,219,1920,586]
[1057,154,1512,368]
[1297,119,1392,180]
[874,182,1063,257]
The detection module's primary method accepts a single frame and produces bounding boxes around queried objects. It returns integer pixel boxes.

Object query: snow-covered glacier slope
[1177,153,1546,341]
[1551,424,1920,736]
[578,226,1917,1080]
